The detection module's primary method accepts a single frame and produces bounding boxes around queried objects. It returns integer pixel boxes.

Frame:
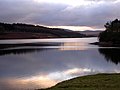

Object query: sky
[0,0,120,31]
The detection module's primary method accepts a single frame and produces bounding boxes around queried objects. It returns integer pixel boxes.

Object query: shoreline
[90,42,120,47]
[0,36,94,40]
[0,32,96,40]
[0,32,58,40]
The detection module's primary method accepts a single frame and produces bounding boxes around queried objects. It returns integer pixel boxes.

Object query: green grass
[37,73,120,90]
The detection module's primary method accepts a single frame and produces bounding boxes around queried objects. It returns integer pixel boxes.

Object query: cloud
[85,0,118,2]
[0,0,120,29]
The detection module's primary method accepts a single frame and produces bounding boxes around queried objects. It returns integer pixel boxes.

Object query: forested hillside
[0,22,85,39]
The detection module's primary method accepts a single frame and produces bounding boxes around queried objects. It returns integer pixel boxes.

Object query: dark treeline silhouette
[0,42,60,49]
[0,48,51,56]
[0,22,84,38]
[99,48,120,65]
[99,19,120,44]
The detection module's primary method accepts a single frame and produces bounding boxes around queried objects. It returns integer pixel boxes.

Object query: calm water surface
[0,37,120,90]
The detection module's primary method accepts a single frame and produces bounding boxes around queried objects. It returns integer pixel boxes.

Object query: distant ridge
[79,30,102,37]
[0,22,85,39]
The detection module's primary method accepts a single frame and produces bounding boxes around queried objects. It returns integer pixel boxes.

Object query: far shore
[0,32,58,40]
[0,32,96,40]
[90,42,120,47]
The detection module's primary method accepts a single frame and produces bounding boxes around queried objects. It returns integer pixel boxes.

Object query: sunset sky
[0,0,120,31]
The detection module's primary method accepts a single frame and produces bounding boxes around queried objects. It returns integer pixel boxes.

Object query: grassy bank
[38,73,120,90]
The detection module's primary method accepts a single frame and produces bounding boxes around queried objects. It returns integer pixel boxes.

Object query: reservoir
[0,37,120,90]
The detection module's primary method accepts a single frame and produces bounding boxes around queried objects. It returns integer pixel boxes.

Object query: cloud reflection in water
[0,38,120,90]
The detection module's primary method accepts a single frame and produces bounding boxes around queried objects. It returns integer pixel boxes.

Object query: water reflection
[0,38,120,90]
[60,42,89,51]
[99,48,120,65]
[0,47,50,56]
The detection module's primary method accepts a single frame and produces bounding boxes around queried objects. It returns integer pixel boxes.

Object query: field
[38,73,120,90]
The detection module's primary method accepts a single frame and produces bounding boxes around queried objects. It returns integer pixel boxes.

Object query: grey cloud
[85,0,118,1]
[0,0,120,28]
[0,0,68,25]
[0,0,42,22]
[28,2,120,28]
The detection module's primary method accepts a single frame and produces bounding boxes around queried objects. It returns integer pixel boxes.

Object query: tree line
[99,19,120,44]
[0,22,84,38]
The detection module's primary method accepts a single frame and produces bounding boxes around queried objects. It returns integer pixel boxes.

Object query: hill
[80,30,102,37]
[38,73,120,90]
[0,22,85,39]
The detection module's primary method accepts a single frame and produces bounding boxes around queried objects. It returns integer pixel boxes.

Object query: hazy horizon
[0,0,120,31]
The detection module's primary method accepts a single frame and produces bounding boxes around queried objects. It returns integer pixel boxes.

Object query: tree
[0,26,5,33]
[99,19,120,44]
[104,19,120,32]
